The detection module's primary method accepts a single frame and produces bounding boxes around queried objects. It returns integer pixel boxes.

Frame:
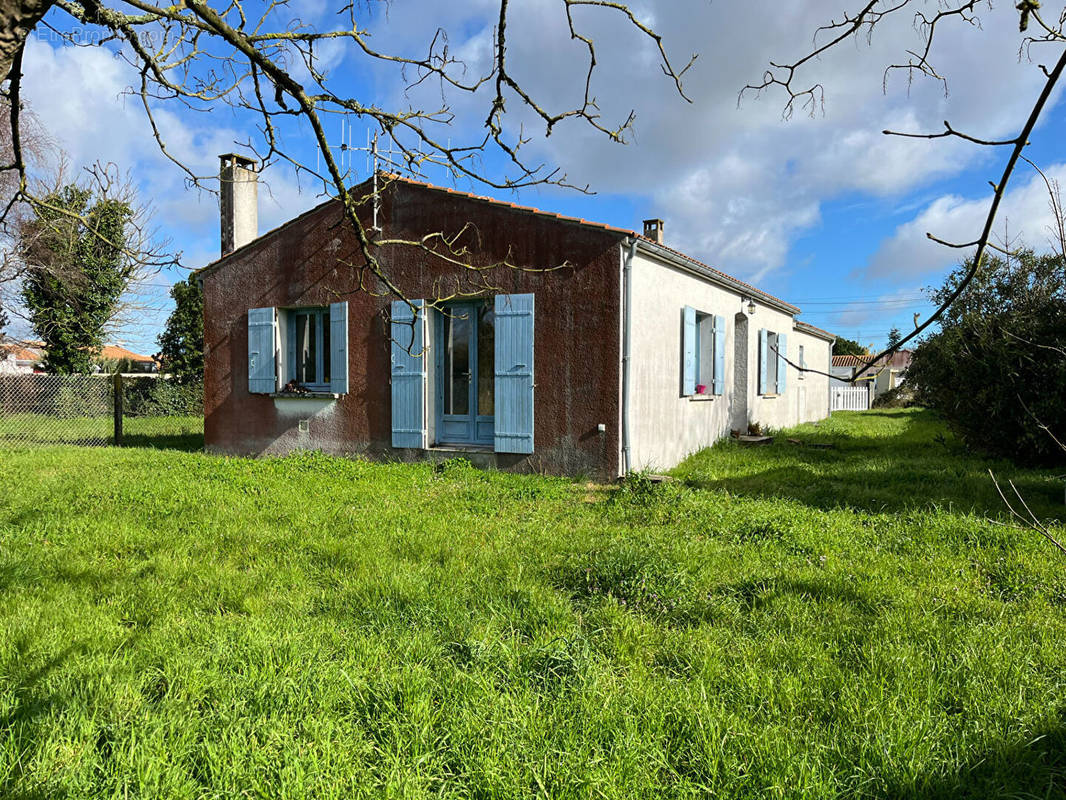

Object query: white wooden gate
[831,384,870,411]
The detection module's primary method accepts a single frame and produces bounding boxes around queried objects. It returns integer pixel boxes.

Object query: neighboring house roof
[0,341,43,363]
[832,354,868,367]
[99,345,156,364]
[832,350,913,369]
[196,173,800,314]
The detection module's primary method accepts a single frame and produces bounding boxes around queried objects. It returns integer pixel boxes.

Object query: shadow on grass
[0,642,86,800]
[680,410,1065,520]
[884,713,1066,799]
[120,431,204,452]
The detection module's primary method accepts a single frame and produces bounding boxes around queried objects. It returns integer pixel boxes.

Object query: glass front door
[436,302,495,445]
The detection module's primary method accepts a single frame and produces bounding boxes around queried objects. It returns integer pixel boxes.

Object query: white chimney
[219,153,258,255]
[643,218,664,245]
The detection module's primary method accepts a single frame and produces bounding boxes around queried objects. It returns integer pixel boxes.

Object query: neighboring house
[198,156,836,479]
[0,339,43,375]
[96,345,159,375]
[831,351,911,398]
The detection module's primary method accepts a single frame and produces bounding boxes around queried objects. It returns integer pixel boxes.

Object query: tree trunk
[0,0,53,84]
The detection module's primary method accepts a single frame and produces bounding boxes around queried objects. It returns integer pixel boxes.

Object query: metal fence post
[113,373,123,445]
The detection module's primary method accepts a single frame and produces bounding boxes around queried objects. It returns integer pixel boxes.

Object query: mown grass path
[0,409,1064,798]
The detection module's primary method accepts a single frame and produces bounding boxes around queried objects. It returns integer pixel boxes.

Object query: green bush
[123,377,203,417]
[907,250,1066,464]
[872,384,915,409]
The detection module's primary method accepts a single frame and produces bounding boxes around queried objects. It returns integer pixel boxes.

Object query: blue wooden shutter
[330,301,348,394]
[758,328,768,395]
[712,314,726,395]
[682,305,697,396]
[390,299,426,448]
[494,293,534,454]
[248,307,276,393]
[777,332,788,394]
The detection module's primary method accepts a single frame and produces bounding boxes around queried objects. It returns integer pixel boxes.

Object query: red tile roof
[99,345,156,363]
[0,342,42,362]
[833,350,912,371]
[832,354,868,367]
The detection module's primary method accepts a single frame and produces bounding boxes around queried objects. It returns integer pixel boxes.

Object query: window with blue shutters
[682,306,724,397]
[248,304,349,395]
[758,328,786,395]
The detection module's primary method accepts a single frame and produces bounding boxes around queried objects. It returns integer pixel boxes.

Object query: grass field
[0,414,203,450]
[1,409,1065,798]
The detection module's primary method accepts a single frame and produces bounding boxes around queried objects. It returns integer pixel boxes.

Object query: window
[798,344,805,380]
[765,332,779,390]
[288,307,331,390]
[247,302,348,395]
[695,312,714,392]
[758,328,787,395]
[682,306,725,396]
[390,294,533,454]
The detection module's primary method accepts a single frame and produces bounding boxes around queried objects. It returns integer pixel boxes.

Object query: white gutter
[621,238,637,476]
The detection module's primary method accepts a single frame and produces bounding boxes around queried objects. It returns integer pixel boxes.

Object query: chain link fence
[0,374,203,450]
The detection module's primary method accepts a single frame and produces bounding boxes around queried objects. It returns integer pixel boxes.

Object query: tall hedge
[907,250,1066,464]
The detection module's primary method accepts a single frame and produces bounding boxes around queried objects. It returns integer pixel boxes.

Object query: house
[198,156,836,479]
[831,351,911,399]
[96,345,159,375]
[0,339,43,375]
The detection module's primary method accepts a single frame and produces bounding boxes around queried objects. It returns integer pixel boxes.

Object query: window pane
[767,332,778,390]
[444,309,470,415]
[477,303,495,415]
[322,308,331,384]
[698,315,714,388]
[296,312,316,384]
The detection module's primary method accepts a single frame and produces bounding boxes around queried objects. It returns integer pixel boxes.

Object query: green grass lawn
[0,414,203,450]
[1,409,1064,798]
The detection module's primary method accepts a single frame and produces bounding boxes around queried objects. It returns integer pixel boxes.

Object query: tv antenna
[351,131,404,231]
[315,115,356,184]
[315,122,406,232]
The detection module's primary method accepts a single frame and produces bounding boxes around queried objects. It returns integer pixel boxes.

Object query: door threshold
[428,443,495,454]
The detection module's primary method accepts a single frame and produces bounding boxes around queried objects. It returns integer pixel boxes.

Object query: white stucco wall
[790,326,832,426]
[624,247,832,472]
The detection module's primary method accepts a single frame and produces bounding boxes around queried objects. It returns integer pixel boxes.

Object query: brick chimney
[219,153,258,255]
[643,218,664,245]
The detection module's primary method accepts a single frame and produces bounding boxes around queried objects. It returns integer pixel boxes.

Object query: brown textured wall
[202,180,624,478]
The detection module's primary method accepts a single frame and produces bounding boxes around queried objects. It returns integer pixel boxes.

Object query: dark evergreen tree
[832,337,868,357]
[157,277,203,384]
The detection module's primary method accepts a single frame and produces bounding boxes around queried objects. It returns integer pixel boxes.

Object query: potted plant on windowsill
[695,384,708,395]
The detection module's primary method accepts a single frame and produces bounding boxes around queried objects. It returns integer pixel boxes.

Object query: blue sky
[12,0,1066,354]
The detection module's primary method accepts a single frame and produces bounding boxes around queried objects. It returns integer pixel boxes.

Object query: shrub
[123,377,203,417]
[907,250,1066,464]
[872,384,915,409]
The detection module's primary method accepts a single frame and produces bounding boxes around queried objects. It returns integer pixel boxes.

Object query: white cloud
[20,35,323,267]
[19,0,1060,297]
[866,163,1066,279]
